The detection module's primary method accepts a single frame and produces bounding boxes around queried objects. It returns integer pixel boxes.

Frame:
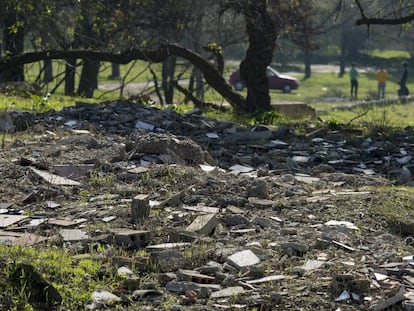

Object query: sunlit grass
[1,57,414,129]
[364,49,410,59]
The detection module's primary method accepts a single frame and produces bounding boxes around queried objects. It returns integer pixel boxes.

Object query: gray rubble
[1,100,414,310]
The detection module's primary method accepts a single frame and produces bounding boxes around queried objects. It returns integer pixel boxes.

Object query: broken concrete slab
[0,215,28,228]
[91,289,121,305]
[248,197,276,209]
[30,167,80,186]
[110,229,150,248]
[53,164,95,179]
[60,229,89,242]
[146,243,191,251]
[185,213,218,236]
[210,286,245,298]
[301,260,325,271]
[226,249,261,269]
[182,205,220,214]
[0,231,47,246]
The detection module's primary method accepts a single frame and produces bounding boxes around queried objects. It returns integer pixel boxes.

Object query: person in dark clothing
[398,62,409,96]
[349,63,359,99]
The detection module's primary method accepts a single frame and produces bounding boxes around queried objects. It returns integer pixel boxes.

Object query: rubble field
[1,100,414,310]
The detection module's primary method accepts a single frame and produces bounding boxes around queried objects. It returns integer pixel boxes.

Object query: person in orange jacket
[376,66,388,99]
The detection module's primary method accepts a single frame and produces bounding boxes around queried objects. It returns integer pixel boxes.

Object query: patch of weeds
[250,110,287,126]
[363,109,395,136]
[182,242,211,268]
[0,244,108,310]
[89,171,114,189]
[327,118,341,130]
[368,188,414,236]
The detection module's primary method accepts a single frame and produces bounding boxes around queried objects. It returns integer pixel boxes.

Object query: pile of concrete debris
[0,100,414,310]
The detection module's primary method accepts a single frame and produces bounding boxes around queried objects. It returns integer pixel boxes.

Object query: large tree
[0,0,311,113]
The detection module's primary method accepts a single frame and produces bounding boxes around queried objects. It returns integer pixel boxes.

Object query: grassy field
[1,55,414,129]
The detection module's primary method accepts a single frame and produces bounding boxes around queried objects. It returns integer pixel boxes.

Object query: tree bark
[338,24,346,77]
[304,48,311,79]
[43,59,53,83]
[77,59,100,98]
[109,63,120,79]
[162,56,176,105]
[65,59,76,96]
[240,0,277,112]
[0,12,24,82]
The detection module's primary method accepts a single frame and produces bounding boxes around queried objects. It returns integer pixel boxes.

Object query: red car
[229,66,299,93]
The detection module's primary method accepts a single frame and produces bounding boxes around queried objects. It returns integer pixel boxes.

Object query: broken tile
[0,215,28,228]
[226,249,260,269]
[229,164,254,173]
[245,275,285,284]
[183,205,220,214]
[30,167,80,186]
[335,290,350,302]
[146,243,191,250]
[60,229,89,242]
[211,286,245,298]
[45,201,61,209]
[302,260,325,271]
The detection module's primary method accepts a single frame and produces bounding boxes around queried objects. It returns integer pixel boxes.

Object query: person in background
[376,66,388,99]
[349,63,359,100]
[398,62,409,97]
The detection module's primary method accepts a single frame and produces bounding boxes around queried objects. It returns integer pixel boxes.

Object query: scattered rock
[2,99,414,310]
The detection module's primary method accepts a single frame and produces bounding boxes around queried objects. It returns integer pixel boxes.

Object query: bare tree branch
[0,43,248,111]
[355,0,414,26]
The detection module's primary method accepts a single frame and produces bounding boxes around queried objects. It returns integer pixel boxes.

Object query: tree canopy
[0,0,412,113]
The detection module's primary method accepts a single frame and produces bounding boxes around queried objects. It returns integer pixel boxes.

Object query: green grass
[3,57,414,130]
[0,245,109,310]
[364,49,411,59]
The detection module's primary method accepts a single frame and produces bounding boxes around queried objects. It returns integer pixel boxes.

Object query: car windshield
[266,67,280,77]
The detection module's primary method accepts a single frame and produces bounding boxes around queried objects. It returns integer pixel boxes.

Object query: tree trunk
[0,12,24,82]
[240,0,277,112]
[339,24,346,77]
[195,68,204,102]
[109,63,120,79]
[43,59,53,83]
[304,48,311,79]
[162,56,177,105]
[65,59,76,96]
[77,59,100,98]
